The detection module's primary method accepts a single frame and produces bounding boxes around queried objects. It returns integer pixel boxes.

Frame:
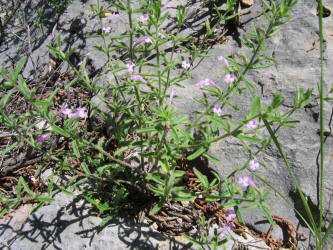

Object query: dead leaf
[241,0,254,7]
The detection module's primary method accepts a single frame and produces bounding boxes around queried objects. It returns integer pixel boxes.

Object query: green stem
[318,0,324,247]
[263,118,319,238]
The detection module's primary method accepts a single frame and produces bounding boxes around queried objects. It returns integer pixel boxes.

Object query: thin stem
[318,0,324,247]
[263,118,319,238]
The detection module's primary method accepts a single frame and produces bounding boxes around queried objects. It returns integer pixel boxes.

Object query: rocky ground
[0,0,333,249]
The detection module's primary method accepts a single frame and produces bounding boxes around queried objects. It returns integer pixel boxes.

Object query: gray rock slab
[0,192,190,250]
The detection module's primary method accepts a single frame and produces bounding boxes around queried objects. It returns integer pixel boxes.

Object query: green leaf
[172,188,195,201]
[1,141,18,157]
[205,195,220,201]
[14,56,26,80]
[267,27,280,38]
[18,75,30,98]
[51,125,70,137]
[0,89,14,109]
[261,0,272,10]
[72,140,81,158]
[183,234,205,246]
[258,202,275,226]
[148,184,164,196]
[36,197,55,202]
[81,162,91,175]
[0,201,18,216]
[202,152,220,164]
[237,135,262,143]
[250,62,275,69]
[207,116,229,131]
[187,147,206,160]
[323,219,333,244]
[234,206,244,225]
[19,176,35,196]
[146,173,165,186]
[248,96,260,117]
[193,168,209,189]
[205,19,212,36]
[271,94,284,109]
[100,215,114,227]
[150,199,165,215]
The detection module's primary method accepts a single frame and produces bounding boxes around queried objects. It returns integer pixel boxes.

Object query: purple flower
[225,207,236,222]
[161,1,171,11]
[158,32,166,39]
[199,226,204,233]
[246,120,259,130]
[102,25,111,34]
[143,36,153,44]
[131,74,147,84]
[59,106,73,117]
[109,12,119,22]
[212,105,222,117]
[77,60,83,67]
[139,12,148,23]
[218,56,230,67]
[126,61,136,73]
[238,176,257,189]
[68,111,78,119]
[75,107,88,119]
[249,158,260,171]
[218,222,236,234]
[224,73,236,83]
[132,39,142,49]
[36,133,51,144]
[196,78,217,88]
[59,106,88,119]
[181,59,191,69]
[169,87,175,103]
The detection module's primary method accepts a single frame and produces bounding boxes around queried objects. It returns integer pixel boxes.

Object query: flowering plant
[0,0,331,248]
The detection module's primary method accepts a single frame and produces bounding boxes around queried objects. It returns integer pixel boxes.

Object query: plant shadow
[0,190,192,249]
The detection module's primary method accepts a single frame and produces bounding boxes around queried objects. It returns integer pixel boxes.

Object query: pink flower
[247,120,259,129]
[143,36,153,44]
[238,176,257,189]
[218,221,235,234]
[196,78,217,88]
[59,106,88,119]
[218,56,230,67]
[109,12,119,22]
[102,25,111,34]
[161,1,171,11]
[126,61,136,73]
[59,106,73,117]
[249,158,260,171]
[169,87,175,103]
[158,32,166,39]
[132,39,142,49]
[36,133,51,144]
[139,12,148,23]
[131,74,147,84]
[224,73,236,83]
[75,107,88,119]
[212,105,222,117]
[181,59,191,69]
[225,207,236,222]
[68,112,78,119]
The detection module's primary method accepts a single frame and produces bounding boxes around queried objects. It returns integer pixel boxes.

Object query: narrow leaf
[187,147,206,160]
